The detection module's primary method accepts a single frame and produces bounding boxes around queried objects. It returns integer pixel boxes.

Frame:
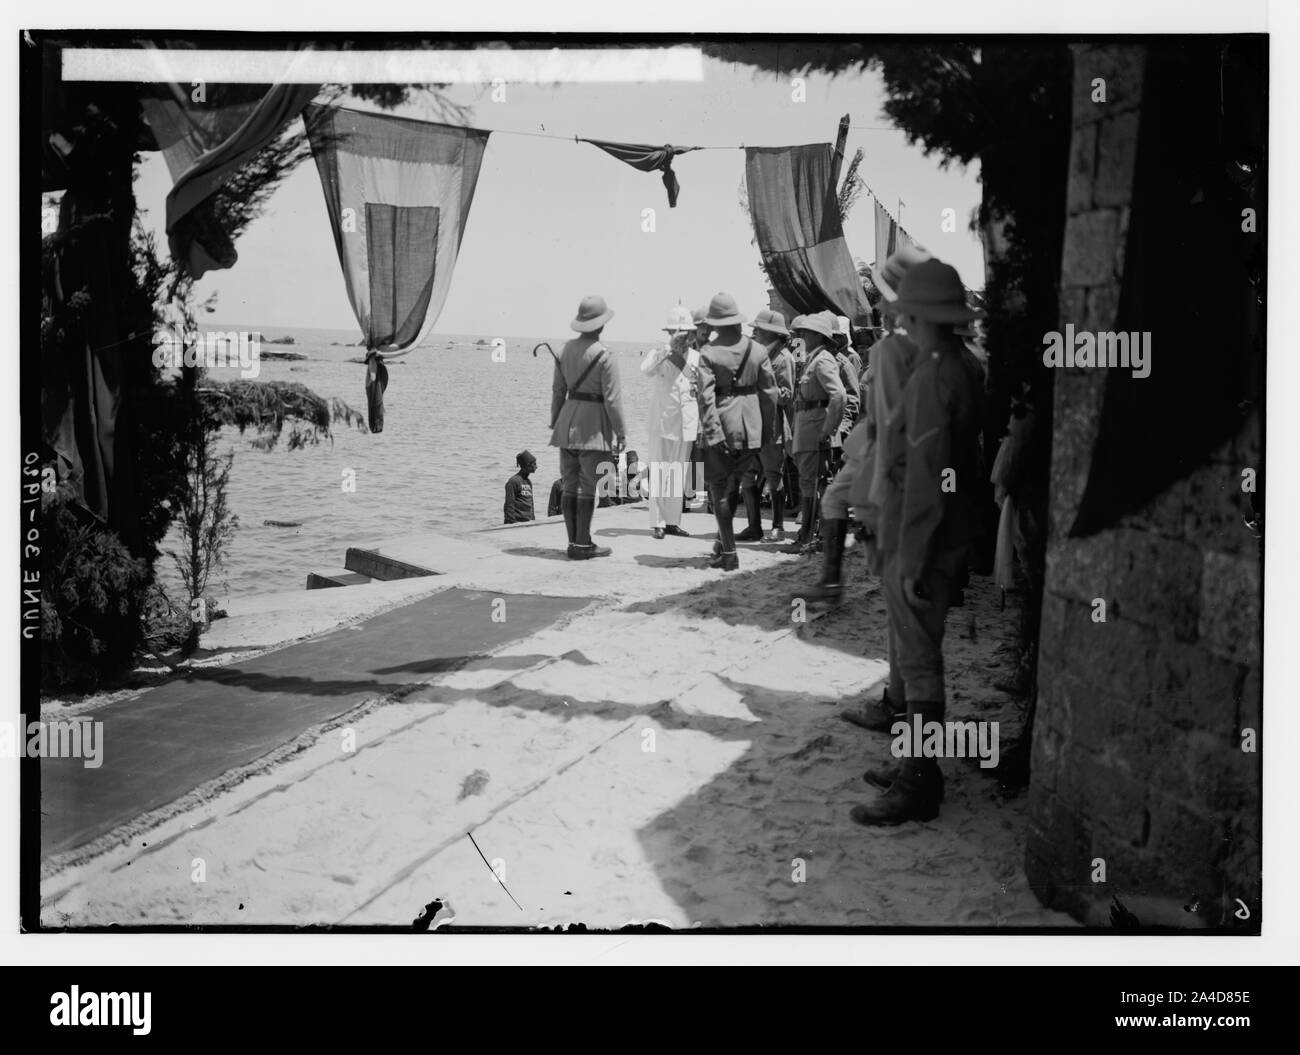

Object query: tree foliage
[40,65,431,688]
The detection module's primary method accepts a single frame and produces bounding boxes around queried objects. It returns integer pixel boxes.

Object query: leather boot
[782,496,817,553]
[800,495,822,553]
[559,493,579,561]
[736,485,764,541]
[800,518,847,600]
[561,493,577,548]
[851,700,945,826]
[764,486,786,541]
[863,761,946,801]
[572,496,611,558]
[840,686,905,732]
[850,758,943,825]
[709,486,740,570]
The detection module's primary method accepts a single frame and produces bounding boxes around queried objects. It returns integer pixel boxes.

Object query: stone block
[1083,281,1121,332]
[1037,590,1069,662]
[1095,111,1142,207]
[1045,532,1118,604]
[1061,209,1121,287]
[1146,794,1229,896]
[1072,45,1147,119]
[1148,727,1258,814]
[1066,121,1098,214]
[1149,639,1245,736]
[1198,551,1262,665]
[1075,752,1150,847]
[1108,528,1202,640]
[1236,667,1261,737]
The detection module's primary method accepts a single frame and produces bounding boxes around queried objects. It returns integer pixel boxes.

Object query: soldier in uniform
[839,245,929,727]
[695,293,779,571]
[781,318,808,514]
[828,315,862,478]
[785,312,845,553]
[735,309,794,542]
[800,251,927,602]
[549,294,627,560]
[838,315,864,385]
[850,258,985,826]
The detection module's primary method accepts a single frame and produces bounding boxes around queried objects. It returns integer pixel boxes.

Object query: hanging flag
[582,140,701,208]
[874,198,898,271]
[147,80,320,280]
[745,144,874,320]
[306,105,490,431]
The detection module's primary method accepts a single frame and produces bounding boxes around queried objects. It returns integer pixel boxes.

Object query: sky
[134,52,984,344]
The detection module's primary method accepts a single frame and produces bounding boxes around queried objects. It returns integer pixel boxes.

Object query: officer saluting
[695,292,779,571]
[549,294,627,559]
[786,311,846,553]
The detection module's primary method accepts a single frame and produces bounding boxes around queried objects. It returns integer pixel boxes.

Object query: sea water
[157,325,660,601]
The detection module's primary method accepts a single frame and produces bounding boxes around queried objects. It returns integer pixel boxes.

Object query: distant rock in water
[475,338,490,346]
[268,335,296,345]
[261,350,307,361]
[263,519,302,528]
[289,366,308,372]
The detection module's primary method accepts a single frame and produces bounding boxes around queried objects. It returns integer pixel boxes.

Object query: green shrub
[40,484,153,692]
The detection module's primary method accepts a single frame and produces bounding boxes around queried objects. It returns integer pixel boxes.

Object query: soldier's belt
[566,391,604,403]
[796,399,829,411]
[716,385,757,398]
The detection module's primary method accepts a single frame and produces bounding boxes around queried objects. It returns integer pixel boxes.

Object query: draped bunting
[874,198,896,271]
[305,105,490,431]
[581,140,701,207]
[873,198,918,272]
[306,105,489,353]
[144,82,321,280]
[744,144,874,323]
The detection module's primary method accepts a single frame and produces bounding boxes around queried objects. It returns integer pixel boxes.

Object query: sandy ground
[41,502,1076,929]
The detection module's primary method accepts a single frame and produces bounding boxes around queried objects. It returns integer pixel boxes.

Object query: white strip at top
[60,46,706,84]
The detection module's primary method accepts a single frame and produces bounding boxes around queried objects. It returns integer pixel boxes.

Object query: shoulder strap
[733,338,754,384]
[800,346,823,384]
[569,344,607,393]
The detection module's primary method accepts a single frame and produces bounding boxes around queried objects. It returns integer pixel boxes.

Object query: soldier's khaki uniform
[550,333,626,498]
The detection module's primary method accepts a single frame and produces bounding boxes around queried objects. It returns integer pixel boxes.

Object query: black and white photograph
[9,0,1293,979]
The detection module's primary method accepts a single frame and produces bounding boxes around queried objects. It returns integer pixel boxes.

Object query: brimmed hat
[792,311,835,340]
[691,306,709,326]
[663,306,694,332]
[870,243,933,302]
[572,294,614,332]
[752,309,790,337]
[703,292,745,327]
[892,259,983,324]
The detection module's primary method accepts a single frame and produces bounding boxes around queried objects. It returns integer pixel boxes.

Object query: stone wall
[1025,45,1263,928]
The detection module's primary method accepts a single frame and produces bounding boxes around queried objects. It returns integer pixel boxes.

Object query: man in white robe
[641,306,700,538]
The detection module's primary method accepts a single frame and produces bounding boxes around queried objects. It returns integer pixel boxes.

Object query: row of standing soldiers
[548,248,988,825]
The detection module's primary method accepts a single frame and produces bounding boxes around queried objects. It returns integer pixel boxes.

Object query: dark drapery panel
[744,144,873,322]
[365,204,440,349]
